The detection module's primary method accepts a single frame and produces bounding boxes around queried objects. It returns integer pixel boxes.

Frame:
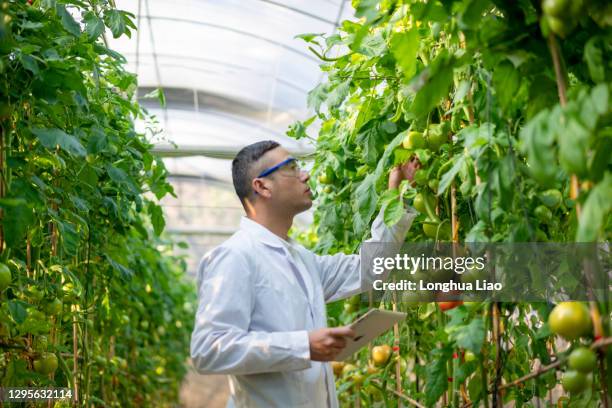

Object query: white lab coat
[190,207,417,407]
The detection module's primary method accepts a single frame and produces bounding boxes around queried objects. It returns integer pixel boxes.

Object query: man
[190,141,418,407]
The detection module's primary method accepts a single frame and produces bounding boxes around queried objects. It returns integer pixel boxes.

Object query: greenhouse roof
[109,0,354,179]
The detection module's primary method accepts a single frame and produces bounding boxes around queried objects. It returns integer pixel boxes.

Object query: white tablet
[335,309,407,361]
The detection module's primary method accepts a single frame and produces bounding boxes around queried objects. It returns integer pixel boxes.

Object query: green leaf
[520,110,557,185]
[8,300,28,325]
[84,12,105,40]
[56,4,81,36]
[558,118,589,177]
[105,164,139,195]
[105,164,127,184]
[353,175,378,236]
[576,173,612,241]
[390,29,419,79]
[493,61,520,113]
[425,346,453,406]
[356,123,380,167]
[148,202,166,236]
[327,80,350,109]
[590,83,609,115]
[87,126,108,154]
[493,154,515,209]
[19,54,39,75]
[584,37,605,83]
[459,0,492,29]
[57,220,80,257]
[93,44,127,62]
[358,30,386,57]
[294,33,324,44]
[383,196,404,226]
[32,128,86,157]
[104,254,134,280]
[354,0,379,22]
[104,9,126,38]
[410,50,455,118]
[468,372,483,401]
[453,318,486,353]
[437,155,465,195]
[2,203,35,248]
[307,83,328,113]
[287,116,315,140]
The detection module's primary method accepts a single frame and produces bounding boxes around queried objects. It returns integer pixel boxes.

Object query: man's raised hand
[388,157,420,190]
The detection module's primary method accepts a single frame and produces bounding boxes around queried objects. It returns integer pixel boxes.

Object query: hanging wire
[143,0,168,125]
[316,0,347,84]
[135,0,142,77]
[485,70,493,238]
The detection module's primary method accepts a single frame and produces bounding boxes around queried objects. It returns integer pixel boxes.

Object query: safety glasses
[257,157,302,178]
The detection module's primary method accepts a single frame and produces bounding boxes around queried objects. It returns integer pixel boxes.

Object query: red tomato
[438,301,463,311]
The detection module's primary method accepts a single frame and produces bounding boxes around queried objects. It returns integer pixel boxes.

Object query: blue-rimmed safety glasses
[257,157,302,178]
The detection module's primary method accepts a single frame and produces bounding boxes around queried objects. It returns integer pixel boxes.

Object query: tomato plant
[292,0,611,406]
[0,1,195,405]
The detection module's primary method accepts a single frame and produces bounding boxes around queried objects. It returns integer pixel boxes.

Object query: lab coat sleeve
[314,205,417,303]
[190,245,312,375]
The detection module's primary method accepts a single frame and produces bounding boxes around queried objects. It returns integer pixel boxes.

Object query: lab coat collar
[239,217,295,249]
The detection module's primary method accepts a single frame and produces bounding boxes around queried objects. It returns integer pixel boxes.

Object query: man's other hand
[388,157,420,190]
[308,326,356,362]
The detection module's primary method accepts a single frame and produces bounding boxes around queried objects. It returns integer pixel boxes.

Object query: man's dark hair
[232,140,280,203]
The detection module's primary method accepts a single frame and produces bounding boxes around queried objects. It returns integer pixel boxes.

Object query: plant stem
[546,33,581,215]
[491,303,502,408]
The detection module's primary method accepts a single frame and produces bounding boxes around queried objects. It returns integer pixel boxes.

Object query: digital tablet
[335,309,407,361]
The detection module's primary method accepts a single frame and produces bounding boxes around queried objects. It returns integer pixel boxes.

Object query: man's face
[254,147,312,214]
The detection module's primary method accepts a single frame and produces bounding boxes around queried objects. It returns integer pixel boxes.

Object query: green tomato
[413,169,428,186]
[464,350,476,362]
[534,205,553,224]
[561,370,588,393]
[546,15,572,38]
[413,192,432,214]
[318,174,330,184]
[568,347,597,373]
[542,0,568,17]
[27,285,44,302]
[62,283,80,302]
[33,335,49,351]
[44,298,63,316]
[539,189,562,209]
[402,131,425,150]
[0,263,11,292]
[426,124,448,151]
[535,228,548,242]
[343,301,358,314]
[351,371,365,386]
[549,302,591,340]
[428,178,439,192]
[33,352,58,375]
[569,0,584,17]
[423,220,451,241]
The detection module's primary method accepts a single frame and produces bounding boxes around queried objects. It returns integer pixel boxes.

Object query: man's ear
[252,178,272,198]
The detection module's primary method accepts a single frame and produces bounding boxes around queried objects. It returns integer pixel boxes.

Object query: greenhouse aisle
[0,0,610,407]
[180,371,228,408]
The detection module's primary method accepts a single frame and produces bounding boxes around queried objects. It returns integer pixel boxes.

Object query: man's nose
[300,170,310,183]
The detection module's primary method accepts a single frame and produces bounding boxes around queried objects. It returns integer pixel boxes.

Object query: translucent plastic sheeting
[109,0,353,163]
[106,1,349,257]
